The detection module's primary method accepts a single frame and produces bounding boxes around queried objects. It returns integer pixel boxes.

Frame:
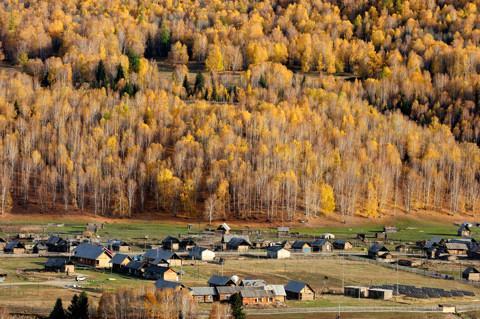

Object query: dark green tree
[194,72,205,93]
[67,294,79,319]
[259,74,268,88]
[158,25,171,57]
[230,293,245,319]
[114,64,125,86]
[95,60,108,88]
[67,292,89,319]
[49,298,66,319]
[127,50,141,73]
[183,75,191,96]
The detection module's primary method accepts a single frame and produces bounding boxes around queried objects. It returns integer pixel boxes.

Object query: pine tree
[77,292,89,319]
[230,293,245,319]
[183,75,191,96]
[194,72,205,94]
[114,64,125,86]
[49,298,66,319]
[67,294,79,319]
[95,60,108,88]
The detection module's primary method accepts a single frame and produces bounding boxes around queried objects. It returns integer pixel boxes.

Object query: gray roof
[208,275,235,286]
[264,284,286,297]
[191,246,210,254]
[266,245,286,252]
[145,265,175,275]
[155,280,183,290]
[144,248,180,263]
[125,260,147,270]
[190,287,217,296]
[291,241,311,249]
[285,280,313,293]
[223,234,249,243]
[311,239,330,246]
[5,241,25,250]
[111,253,132,265]
[463,267,480,275]
[227,237,252,248]
[241,279,266,287]
[240,288,274,298]
[45,258,72,268]
[216,286,242,294]
[369,243,389,254]
[445,242,469,250]
[74,243,111,260]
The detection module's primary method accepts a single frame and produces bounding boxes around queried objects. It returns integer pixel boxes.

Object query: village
[1,221,480,316]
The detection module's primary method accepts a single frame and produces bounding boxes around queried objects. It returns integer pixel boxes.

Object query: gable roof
[45,257,72,268]
[264,284,286,297]
[74,243,112,260]
[463,267,480,275]
[285,280,313,293]
[5,241,25,250]
[266,245,286,252]
[241,279,266,287]
[217,223,231,231]
[208,275,235,286]
[291,240,311,249]
[311,239,330,246]
[223,234,250,243]
[240,288,274,298]
[155,280,184,290]
[111,253,132,265]
[368,243,389,253]
[190,246,211,254]
[145,265,176,275]
[125,260,147,271]
[227,237,252,248]
[445,242,469,250]
[190,287,217,296]
[144,248,180,263]
[216,286,242,294]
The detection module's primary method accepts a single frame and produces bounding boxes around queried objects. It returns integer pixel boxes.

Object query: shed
[368,288,393,300]
[439,304,456,313]
[190,287,217,303]
[45,258,75,274]
[384,226,398,233]
[311,239,332,252]
[368,243,390,259]
[162,236,180,251]
[344,286,368,298]
[333,240,353,250]
[285,280,315,300]
[398,259,422,268]
[33,242,48,254]
[266,246,291,259]
[189,247,215,261]
[395,244,408,253]
[46,236,71,253]
[463,267,480,281]
[72,243,112,268]
[291,241,311,253]
[109,240,131,252]
[4,241,26,254]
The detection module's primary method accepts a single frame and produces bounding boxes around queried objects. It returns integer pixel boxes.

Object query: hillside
[0,0,479,222]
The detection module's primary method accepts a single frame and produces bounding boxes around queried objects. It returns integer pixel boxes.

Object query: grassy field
[248,313,455,319]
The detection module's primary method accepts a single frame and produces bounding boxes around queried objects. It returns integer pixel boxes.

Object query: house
[162,236,180,251]
[241,279,266,287]
[226,237,252,252]
[216,286,242,301]
[46,236,72,253]
[266,246,291,259]
[180,238,196,251]
[208,275,238,287]
[463,267,480,281]
[368,288,393,300]
[311,239,332,252]
[33,242,48,254]
[368,243,390,259]
[284,280,316,300]
[109,240,131,253]
[264,285,286,303]
[277,227,290,237]
[44,258,75,274]
[72,243,113,268]
[445,242,469,256]
[190,287,217,303]
[111,253,132,272]
[217,223,231,234]
[291,241,311,253]
[333,240,353,250]
[4,241,26,254]
[189,247,215,261]
[144,266,178,281]
[240,288,275,306]
[458,223,472,237]
[143,248,182,266]
[125,260,148,277]
[344,286,369,298]
[155,280,184,291]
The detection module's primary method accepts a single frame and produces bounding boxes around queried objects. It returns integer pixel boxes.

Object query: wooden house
[463,267,480,281]
[72,243,113,268]
[226,237,252,252]
[155,280,184,291]
[4,241,26,254]
[109,240,131,253]
[144,266,178,281]
[281,240,292,249]
[445,242,469,256]
[208,275,237,287]
[111,253,132,272]
[395,244,408,253]
[266,246,290,259]
[143,248,182,266]
[190,287,217,303]
[311,239,332,252]
[291,241,311,253]
[240,288,275,306]
[189,246,215,261]
[125,260,148,277]
[162,236,180,251]
[216,286,242,301]
[368,243,390,259]
[368,288,393,300]
[46,236,71,253]
[333,240,353,250]
[44,258,75,274]
[264,285,286,303]
[284,280,315,300]
[180,238,196,251]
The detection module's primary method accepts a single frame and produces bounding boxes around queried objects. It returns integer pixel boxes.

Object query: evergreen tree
[158,25,171,57]
[67,292,89,319]
[114,64,125,86]
[183,75,191,96]
[230,293,245,319]
[67,294,79,319]
[194,72,205,94]
[127,50,141,73]
[145,34,156,59]
[95,60,108,88]
[49,298,66,319]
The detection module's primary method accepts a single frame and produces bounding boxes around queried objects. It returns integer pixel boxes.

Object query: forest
[0,0,479,221]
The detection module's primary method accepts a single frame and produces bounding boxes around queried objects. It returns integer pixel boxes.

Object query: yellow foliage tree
[205,45,224,72]
[319,183,335,214]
